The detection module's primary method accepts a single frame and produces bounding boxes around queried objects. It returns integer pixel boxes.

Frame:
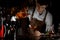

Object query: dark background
[0,0,60,33]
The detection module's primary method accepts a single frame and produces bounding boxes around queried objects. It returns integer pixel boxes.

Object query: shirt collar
[35,9,46,15]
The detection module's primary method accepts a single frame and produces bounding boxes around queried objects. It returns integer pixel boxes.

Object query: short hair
[37,0,49,5]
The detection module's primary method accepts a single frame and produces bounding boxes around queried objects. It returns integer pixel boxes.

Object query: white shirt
[28,9,53,32]
[11,16,17,21]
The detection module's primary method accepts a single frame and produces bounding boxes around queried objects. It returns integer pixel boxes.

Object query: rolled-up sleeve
[45,13,53,32]
[27,9,33,21]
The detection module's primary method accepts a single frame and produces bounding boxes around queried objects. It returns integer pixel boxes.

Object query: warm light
[16,11,28,19]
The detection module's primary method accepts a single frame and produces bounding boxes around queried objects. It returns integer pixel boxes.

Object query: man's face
[21,7,28,13]
[24,7,28,13]
[36,3,47,14]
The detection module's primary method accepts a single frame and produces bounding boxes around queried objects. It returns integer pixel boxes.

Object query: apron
[30,11,48,33]
[16,17,30,39]
[16,11,30,39]
[29,10,48,40]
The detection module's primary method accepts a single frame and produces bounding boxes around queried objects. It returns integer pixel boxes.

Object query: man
[10,6,30,40]
[28,0,53,40]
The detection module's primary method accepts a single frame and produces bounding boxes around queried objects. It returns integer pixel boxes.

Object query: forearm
[46,25,53,32]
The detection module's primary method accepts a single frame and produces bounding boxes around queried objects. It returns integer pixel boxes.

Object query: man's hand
[29,25,37,30]
[34,30,42,36]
